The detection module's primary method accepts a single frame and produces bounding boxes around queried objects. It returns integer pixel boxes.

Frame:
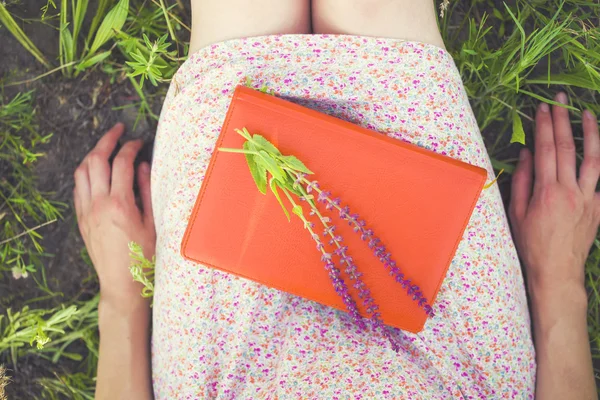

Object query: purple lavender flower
[317,190,331,203]
[306,181,320,193]
[323,259,367,331]
[299,174,435,318]
[322,217,402,352]
[299,210,366,331]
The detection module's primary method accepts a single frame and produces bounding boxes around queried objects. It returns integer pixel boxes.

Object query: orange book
[181,86,486,333]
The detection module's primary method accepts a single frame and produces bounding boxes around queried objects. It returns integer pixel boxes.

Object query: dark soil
[0,1,160,398]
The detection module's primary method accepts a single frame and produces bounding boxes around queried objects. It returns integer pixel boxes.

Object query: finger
[552,93,577,185]
[73,163,91,213]
[534,102,557,186]
[88,151,112,197]
[510,148,533,223]
[137,162,154,228]
[73,189,82,222]
[110,140,144,197]
[579,110,600,196]
[73,189,87,240]
[85,123,125,198]
[92,123,125,158]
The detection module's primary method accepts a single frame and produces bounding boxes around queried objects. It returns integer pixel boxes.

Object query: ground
[0,1,160,397]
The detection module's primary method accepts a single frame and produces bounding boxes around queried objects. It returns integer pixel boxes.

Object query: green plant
[0,3,51,68]
[0,91,64,287]
[37,372,95,400]
[0,296,98,368]
[59,0,130,76]
[128,241,155,300]
[126,33,172,87]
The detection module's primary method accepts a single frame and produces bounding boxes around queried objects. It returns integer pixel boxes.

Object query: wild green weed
[0,296,99,397]
[37,373,95,400]
[58,0,130,76]
[128,242,155,300]
[0,3,51,68]
[0,91,64,287]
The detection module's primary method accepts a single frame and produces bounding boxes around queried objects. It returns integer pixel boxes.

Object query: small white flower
[439,0,450,18]
[11,267,28,280]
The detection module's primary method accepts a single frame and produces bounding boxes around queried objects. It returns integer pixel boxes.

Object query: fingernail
[556,92,568,104]
[141,163,150,174]
[584,109,596,120]
[519,148,528,160]
[539,103,550,113]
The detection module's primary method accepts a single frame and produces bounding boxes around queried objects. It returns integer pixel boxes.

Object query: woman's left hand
[73,123,155,309]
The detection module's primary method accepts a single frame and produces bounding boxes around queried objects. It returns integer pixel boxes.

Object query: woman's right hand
[509,92,598,400]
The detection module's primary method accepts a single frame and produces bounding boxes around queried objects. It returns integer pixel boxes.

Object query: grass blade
[88,0,129,55]
[0,3,51,69]
[70,0,89,60]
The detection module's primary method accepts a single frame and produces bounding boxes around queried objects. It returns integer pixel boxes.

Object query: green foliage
[0,3,51,68]
[510,112,526,145]
[442,0,600,148]
[128,242,155,299]
[126,33,171,86]
[37,373,95,400]
[0,296,98,367]
[220,128,317,222]
[58,0,130,76]
[0,91,63,283]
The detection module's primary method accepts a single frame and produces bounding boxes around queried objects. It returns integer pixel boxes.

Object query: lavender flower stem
[280,187,367,331]
[283,168,435,318]
[293,183,401,352]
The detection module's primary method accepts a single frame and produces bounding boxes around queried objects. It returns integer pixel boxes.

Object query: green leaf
[292,205,303,217]
[257,150,285,182]
[76,50,111,71]
[278,173,297,193]
[461,47,478,56]
[490,158,515,175]
[234,128,252,141]
[270,178,290,221]
[510,112,526,145]
[281,155,313,174]
[252,134,281,156]
[243,142,267,194]
[60,23,74,65]
[89,0,129,55]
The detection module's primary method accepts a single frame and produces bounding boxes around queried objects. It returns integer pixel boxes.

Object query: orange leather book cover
[181,85,487,333]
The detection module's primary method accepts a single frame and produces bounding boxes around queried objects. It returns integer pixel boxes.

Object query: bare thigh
[189,0,311,55]
[311,0,445,49]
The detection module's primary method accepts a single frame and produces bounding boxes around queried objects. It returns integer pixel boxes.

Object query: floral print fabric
[151,34,535,399]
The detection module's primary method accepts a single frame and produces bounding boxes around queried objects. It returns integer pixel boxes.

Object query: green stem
[217,148,259,155]
[280,187,329,259]
[158,0,176,42]
[283,167,365,236]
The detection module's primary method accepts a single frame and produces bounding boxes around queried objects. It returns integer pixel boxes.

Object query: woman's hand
[74,123,155,309]
[510,94,600,293]
[509,93,598,400]
[75,123,154,399]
